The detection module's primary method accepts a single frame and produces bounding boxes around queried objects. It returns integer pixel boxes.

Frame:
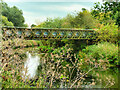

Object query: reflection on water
[22,52,40,79]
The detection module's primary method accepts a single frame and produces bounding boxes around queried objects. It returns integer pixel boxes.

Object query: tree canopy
[1,16,14,26]
[1,2,25,27]
[35,10,98,29]
[91,1,120,26]
[74,10,98,29]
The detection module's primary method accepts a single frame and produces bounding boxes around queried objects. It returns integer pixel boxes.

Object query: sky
[3,0,103,27]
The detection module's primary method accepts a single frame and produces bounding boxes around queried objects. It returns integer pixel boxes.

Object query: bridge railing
[2,26,97,40]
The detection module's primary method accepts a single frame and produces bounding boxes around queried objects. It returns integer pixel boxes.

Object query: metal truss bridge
[2,27,97,40]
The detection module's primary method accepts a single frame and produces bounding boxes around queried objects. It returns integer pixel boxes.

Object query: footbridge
[2,26,97,40]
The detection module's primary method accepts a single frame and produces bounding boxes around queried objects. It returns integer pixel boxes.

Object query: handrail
[2,26,97,31]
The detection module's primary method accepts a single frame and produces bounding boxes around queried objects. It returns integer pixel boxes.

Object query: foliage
[1,42,96,88]
[78,51,87,59]
[37,39,88,53]
[1,16,14,26]
[115,11,120,26]
[35,14,76,28]
[92,11,115,24]
[82,42,118,65]
[1,38,117,88]
[61,14,75,28]
[35,10,98,29]
[1,0,119,89]
[1,2,25,27]
[31,24,36,28]
[22,23,28,27]
[37,45,97,88]
[61,39,87,52]
[38,45,53,53]
[96,23,118,43]
[74,10,99,29]
[36,17,63,28]
[46,39,65,48]
[91,1,120,26]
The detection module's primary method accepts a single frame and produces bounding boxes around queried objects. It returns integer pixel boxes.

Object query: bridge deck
[2,27,97,40]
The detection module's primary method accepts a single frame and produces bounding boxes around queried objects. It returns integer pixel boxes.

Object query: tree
[36,17,63,28]
[23,23,28,27]
[1,2,25,27]
[91,1,120,26]
[74,10,98,29]
[62,14,75,28]
[1,16,14,26]
[31,24,36,28]
[82,8,87,11]
[114,11,120,27]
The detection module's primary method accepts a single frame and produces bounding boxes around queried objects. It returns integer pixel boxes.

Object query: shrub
[1,40,115,88]
[82,42,118,65]
[96,23,118,44]
[38,45,53,53]
[37,45,97,88]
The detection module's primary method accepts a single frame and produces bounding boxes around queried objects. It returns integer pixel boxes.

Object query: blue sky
[4,0,103,26]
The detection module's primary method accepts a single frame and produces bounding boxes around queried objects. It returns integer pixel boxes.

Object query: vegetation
[35,10,98,29]
[82,42,118,65]
[74,10,98,29]
[96,23,118,43]
[1,16,14,26]
[1,2,27,27]
[2,40,116,88]
[1,0,119,89]
[91,1,120,26]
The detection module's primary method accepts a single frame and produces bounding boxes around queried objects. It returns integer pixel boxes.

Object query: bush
[96,23,118,44]
[38,45,53,53]
[82,42,118,65]
[1,16,14,26]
